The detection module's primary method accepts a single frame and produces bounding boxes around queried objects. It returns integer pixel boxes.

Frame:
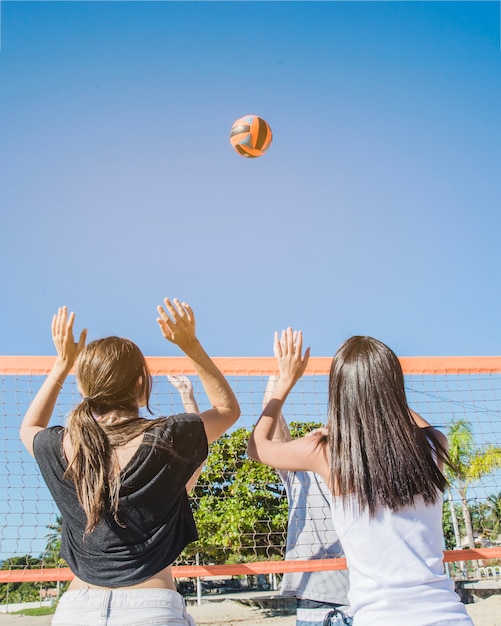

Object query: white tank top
[330,493,473,625]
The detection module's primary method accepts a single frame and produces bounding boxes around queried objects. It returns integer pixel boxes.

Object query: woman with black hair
[248,329,472,626]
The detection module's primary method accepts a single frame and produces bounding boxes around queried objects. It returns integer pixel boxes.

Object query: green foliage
[0,556,43,602]
[186,427,285,563]
[13,607,57,616]
[447,420,501,486]
[0,524,68,604]
[184,422,323,564]
[43,515,64,566]
[486,491,501,537]
[289,421,324,438]
[0,581,40,604]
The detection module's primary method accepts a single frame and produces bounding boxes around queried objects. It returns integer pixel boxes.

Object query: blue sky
[1,1,501,360]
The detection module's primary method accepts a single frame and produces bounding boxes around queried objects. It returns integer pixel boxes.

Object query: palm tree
[485,491,501,541]
[41,515,65,599]
[446,419,501,549]
[43,515,63,566]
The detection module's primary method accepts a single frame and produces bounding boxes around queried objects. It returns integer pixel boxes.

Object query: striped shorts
[296,598,352,626]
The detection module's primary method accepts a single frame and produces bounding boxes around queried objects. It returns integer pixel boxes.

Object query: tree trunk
[448,490,462,548]
[449,489,466,578]
[460,490,476,549]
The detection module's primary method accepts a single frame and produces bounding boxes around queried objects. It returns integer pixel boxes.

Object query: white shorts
[51,588,196,626]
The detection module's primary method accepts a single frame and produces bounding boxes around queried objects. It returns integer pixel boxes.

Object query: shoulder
[154,413,208,458]
[32,427,67,474]
[33,426,65,455]
[158,412,206,434]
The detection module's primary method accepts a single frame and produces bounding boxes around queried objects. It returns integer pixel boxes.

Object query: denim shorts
[51,588,196,626]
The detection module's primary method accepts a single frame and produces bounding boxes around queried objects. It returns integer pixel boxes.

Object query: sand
[0,595,499,625]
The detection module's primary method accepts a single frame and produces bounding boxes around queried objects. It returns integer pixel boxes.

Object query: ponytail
[64,401,118,534]
[67,335,169,534]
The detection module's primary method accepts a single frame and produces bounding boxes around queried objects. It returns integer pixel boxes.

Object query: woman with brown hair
[20,298,240,626]
[248,329,472,626]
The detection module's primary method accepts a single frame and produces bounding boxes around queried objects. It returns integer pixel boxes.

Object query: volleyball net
[1,355,501,584]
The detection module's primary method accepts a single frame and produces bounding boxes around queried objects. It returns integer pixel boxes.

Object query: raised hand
[274,328,310,389]
[20,307,87,455]
[167,374,199,414]
[157,298,197,353]
[52,306,87,368]
[167,374,194,395]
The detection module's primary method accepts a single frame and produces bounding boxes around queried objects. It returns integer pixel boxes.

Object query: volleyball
[230,115,273,158]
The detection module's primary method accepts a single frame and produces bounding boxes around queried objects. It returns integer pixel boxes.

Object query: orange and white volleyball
[229,115,273,158]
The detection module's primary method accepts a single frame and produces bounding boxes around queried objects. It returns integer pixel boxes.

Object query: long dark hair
[65,336,166,534]
[328,336,448,516]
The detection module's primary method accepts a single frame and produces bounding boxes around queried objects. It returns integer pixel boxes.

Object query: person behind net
[261,375,351,626]
[20,299,240,626]
[248,329,473,626]
[167,373,203,492]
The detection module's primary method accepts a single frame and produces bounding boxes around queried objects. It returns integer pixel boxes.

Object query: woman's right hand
[52,306,87,371]
[157,298,198,354]
[274,328,310,390]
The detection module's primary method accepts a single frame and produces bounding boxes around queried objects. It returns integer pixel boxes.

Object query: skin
[247,329,330,481]
[167,374,200,414]
[20,299,240,592]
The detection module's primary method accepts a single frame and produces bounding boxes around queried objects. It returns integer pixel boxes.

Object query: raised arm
[20,307,87,456]
[247,329,325,474]
[263,375,292,443]
[167,374,200,414]
[157,298,240,443]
